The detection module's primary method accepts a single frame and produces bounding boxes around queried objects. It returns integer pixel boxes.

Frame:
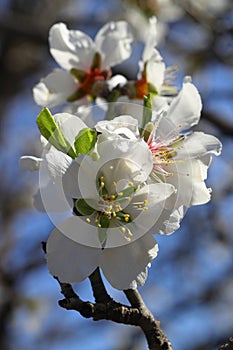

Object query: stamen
[86,218,91,223]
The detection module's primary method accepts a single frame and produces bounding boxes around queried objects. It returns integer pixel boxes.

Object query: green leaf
[74,199,95,216]
[74,128,97,156]
[98,215,110,247]
[141,93,153,133]
[36,108,77,159]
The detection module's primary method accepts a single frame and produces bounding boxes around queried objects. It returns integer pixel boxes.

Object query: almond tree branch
[54,267,172,350]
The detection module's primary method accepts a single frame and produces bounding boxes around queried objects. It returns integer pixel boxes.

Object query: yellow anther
[113,212,117,217]
[111,195,116,200]
[127,197,131,201]
[125,237,131,242]
[98,223,102,228]
[142,207,148,211]
[86,218,91,223]
[124,216,129,222]
[137,204,142,208]
[95,218,98,223]
[118,192,123,196]
[113,181,117,187]
[128,230,133,236]
[100,182,105,188]
[143,199,148,205]
[100,176,105,181]
[121,227,126,234]
[128,181,133,186]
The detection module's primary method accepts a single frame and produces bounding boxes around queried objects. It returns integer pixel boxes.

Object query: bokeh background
[0,0,233,349]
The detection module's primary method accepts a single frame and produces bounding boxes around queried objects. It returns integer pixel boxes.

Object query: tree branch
[124,289,173,350]
[53,268,172,350]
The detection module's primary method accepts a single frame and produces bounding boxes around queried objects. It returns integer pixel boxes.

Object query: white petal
[33,70,76,107]
[126,183,176,234]
[49,23,95,70]
[145,49,165,88]
[78,138,153,205]
[46,228,101,283]
[53,112,87,146]
[100,234,158,290]
[95,21,133,68]
[142,17,158,62]
[153,206,184,235]
[95,115,139,139]
[19,156,43,171]
[44,146,73,178]
[176,132,222,159]
[165,82,202,132]
[107,74,127,90]
[164,156,212,207]
[48,216,102,248]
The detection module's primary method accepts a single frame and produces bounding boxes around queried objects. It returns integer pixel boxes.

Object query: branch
[54,268,172,350]
[124,289,172,350]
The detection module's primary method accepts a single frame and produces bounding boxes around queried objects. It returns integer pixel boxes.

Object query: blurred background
[0,0,233,349]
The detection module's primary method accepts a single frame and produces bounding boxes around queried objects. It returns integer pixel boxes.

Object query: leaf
[74,198,95,216]
[74,128,97,156]
[36,108,77,159]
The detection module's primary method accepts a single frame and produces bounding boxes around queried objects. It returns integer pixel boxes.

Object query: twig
[53,266,172,350]
[124,289,173,350]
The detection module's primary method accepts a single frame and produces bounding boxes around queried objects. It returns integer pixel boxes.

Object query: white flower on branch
[33,21,133,107]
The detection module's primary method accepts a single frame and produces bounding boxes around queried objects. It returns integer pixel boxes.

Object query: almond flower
[33,21,133,108]
[20,112,175,290]
[95,81,222,233]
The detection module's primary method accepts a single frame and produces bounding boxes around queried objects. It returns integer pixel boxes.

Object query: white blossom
[33,21,133,108]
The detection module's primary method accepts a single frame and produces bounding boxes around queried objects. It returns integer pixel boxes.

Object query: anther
[86,218,91,223]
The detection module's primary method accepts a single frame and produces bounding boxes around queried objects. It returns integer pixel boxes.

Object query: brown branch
[53,268,172,350]
[124,289,172,350]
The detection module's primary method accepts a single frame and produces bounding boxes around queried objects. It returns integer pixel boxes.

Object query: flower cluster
[20,19,221,290]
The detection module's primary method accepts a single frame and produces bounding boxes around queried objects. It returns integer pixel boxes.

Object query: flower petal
[49,23,95,70]
[19,156,43,171]
[95,21,133,68]
[100,234,158,290]
[49,216,102,248]
[145,49,166,88]
[164,155,212,207]
[33,70,77,107]
[95,115,139,139]
[142,17,158,62]
[163,82,202,132]
[46,228,101,283]
[53,112,87,146]
[176,132,222,159]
